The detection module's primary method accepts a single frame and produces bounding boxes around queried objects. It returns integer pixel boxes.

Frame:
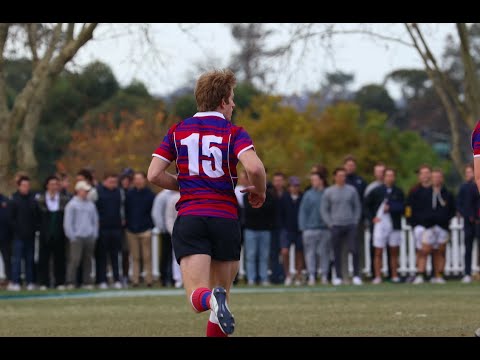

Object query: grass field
[0,282,479,337]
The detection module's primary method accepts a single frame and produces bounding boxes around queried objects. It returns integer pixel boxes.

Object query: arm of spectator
[320,190,331,228]
[298,194,307,232]
[388,189,405,215]
[151,193,163,230]
[352,188,361,225]
[92,205,99,240]
[63,204,74,241]
[364,190,375,222]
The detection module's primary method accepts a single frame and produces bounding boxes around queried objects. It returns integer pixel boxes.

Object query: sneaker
[56,285,66,291]
[174,280,183,289]
[26,283,35,291]
[98,282,108,290]
[209,287,235,335]
[284,276,292,286]
[7,283,21,291]
[308,275,316,286]
[39,285,48,291]
[332,278,342,286]
[461,275,472,284]
[261,281,271,287]
[294,278,302,286]
[66,284,75,290]
[433,277,446,284]
[82,285,94,290]
[321,276,329,285]
[413,275,424,284]
[391,277,401,283]
[352,276,363,286]
[372,277,382,285]
[247,280,255,286]
[113,282,122,289]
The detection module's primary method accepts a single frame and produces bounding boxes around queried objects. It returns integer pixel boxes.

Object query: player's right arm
[147,157,179,191]
[148,125,179,191]
[239,149,266,208]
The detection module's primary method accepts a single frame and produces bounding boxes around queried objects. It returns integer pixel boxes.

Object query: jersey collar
[193,111,225,119]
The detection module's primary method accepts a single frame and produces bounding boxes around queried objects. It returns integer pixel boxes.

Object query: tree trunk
[456,23,480,128]
[16,78,52,175]
[0,112,12,194]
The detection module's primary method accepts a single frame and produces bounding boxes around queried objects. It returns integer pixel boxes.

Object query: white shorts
[413,225,449,250]
[373,230,401,248]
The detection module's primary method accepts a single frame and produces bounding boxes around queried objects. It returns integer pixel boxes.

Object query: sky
[74,23,457,100]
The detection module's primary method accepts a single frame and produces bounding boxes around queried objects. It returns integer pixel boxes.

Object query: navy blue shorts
[172,215,241,264]
[280,231,303,251]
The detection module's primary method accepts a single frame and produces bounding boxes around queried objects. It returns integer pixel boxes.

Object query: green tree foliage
[237,96,447,191]
[354,84,396,118]
[171,93,197,120]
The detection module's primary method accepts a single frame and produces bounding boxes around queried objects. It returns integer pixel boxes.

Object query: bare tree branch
[281,25,414,50]
[456,22,480,126]
[66,23,75,42]
[43,23,63,62]
[49,23,98,75]
[409,23,469,122]
[405,23,464,172]
[26,23,39,64]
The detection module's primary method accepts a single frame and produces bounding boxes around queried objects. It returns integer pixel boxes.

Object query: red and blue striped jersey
[472,120,480,157]
[153,111,254,219]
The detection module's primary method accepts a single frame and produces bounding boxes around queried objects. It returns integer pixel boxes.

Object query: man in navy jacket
[456,164,480,283]
[125,172,155,287]
[96,174,123,289]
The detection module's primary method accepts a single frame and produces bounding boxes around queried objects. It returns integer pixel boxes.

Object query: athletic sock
[206,311,228,337]
[190,287,212,312]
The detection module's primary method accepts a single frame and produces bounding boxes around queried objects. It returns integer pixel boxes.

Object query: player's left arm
[147,157,179,191]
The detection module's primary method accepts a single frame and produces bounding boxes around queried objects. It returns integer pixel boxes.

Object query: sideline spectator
[64,180,99,289]
[456,164,479,283]
[96,174,123,289]
[280,176,304,286]
[8,176,38,291]
[298,172,331,286]
[321,167,362,285]
[37,175,69,290]
[125,172,155,287]
[365,168,404,284]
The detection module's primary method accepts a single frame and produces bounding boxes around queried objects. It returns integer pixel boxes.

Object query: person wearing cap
[63,180,99,289]
[279,176,305,286]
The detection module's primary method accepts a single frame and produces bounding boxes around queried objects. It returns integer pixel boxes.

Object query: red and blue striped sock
[190,287,212,312]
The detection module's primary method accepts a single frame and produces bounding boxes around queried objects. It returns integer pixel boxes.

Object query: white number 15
[180,133,225,178]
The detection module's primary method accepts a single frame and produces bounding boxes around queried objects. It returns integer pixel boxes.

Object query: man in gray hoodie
[320,167,362,285]
[63,180,99,289]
